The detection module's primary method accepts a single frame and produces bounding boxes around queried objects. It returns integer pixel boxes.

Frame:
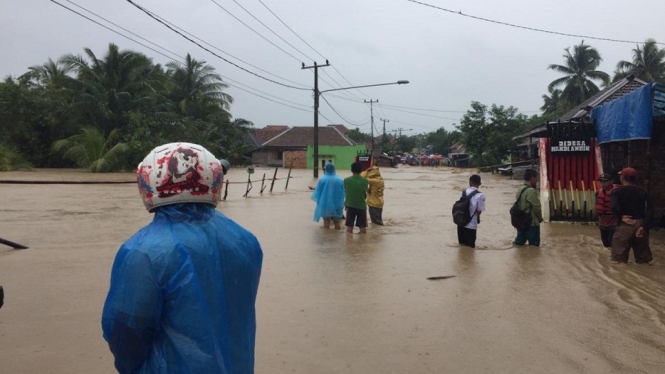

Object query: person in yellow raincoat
[361,166,384,225]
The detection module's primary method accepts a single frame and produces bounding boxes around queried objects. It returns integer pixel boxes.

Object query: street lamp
[311,80,409,177]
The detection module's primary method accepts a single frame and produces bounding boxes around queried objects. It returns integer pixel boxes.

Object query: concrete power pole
[364,99,378,152]
[302,61,330,178]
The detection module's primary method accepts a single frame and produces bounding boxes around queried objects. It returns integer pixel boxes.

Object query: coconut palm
[52,127,129,172]
[548,41,610,110]
[613,39,665,83]
[166,54,232,119]
[540,87,563,114]
[23,58,74,88]
[0,144,33,171]
[60,43,164,135]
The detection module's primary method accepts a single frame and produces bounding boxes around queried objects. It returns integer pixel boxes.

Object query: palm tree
[52,127,129,172]
[548,41,610,110]
[540,87,563,114]
[60,43,163,135]
[613,39,665,83]
[166,54,232,119]
[23,58,74,88]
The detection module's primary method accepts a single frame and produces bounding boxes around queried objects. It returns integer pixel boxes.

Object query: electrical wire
[52,1,313,112]
[406,0,664,46]
[376,104,462,120]
[126,0,309,90]
[135,4,310,88]
[320,95,368,127]
[208,0,303,63]
[51,0,182,62]
[226,0,315,62]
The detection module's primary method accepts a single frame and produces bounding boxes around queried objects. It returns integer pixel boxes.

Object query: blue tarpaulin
[592,83,654,144]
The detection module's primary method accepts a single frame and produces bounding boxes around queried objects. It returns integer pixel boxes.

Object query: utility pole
[364,99,378,153]
[380,118,389,139]
[302,60,330,178]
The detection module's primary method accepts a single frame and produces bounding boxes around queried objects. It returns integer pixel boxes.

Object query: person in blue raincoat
[102,143,263,374]
[311,162,345,229]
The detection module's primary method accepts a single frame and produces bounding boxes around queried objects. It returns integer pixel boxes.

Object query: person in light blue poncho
[311,162,345,229]
[102,143,263,374]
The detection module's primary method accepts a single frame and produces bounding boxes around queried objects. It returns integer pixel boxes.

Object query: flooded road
[1,166,664,373]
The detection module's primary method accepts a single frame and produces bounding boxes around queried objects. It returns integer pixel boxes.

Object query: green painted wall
[307,145,366,171]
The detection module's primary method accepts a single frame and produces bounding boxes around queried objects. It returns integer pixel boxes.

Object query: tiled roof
[263,126,356,147]
[327,124,350,134]
[253,125,289,144]
[557,76,648,121]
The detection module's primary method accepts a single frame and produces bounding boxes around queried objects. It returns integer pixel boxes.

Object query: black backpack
[452,189,480,226]
[510,186,532,231]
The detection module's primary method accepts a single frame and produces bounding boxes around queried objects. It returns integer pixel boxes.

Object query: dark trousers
[599,227,615,248]
[457,226,477,248]
[513,226,540,247]
[368,206,383,225]
[611,221,652,263]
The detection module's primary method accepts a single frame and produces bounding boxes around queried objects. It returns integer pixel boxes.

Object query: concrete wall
[306,145,366,171]
[252,150,280,166]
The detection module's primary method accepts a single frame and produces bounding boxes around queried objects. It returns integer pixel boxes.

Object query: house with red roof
[246,124,365,169]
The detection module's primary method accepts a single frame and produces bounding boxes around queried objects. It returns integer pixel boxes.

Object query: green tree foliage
[540,86,563,116]
[456,102,529,166]
[346,128,372,143]
[425,127,462,154]
[0,144,33,171]
[0,43,250,172]
[613,39,665,83]
[548,41,610,110]
[52,127,129,172]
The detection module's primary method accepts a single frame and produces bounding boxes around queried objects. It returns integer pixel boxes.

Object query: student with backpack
[512,169,543,247]
[453,174,485,248]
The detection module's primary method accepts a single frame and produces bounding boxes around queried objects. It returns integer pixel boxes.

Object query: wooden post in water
[269,167,278,192]
[285,166,292,190]
[0,237,28,249]
[243,174,252,198]
[260,173,266,194]
[223,180,229,201]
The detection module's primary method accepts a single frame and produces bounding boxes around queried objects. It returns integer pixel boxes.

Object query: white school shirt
[460,187,486,230]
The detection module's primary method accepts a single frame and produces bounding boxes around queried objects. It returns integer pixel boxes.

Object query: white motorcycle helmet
[137,142,224,212]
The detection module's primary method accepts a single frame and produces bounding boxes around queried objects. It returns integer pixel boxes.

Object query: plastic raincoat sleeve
[103,247,162,373]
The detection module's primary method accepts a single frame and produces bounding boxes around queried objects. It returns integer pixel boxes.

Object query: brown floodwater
[0,167,664,373]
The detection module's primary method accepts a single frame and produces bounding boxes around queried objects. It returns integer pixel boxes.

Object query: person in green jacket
[513,169,543,247]
[344,162,369,234]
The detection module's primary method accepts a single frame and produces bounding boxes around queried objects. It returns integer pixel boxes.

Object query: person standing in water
[361,166,384,225]
[594,173,619,248]
[344,162,369,234]
[311,162,346,229]
[609,167,655,265]
[457,174,485,248]
[513,169,543,247]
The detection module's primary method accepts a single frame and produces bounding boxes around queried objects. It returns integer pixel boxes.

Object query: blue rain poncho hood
[102,203,263,374]
[311,162,345,221]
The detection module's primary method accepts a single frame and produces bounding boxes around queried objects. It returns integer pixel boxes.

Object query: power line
[208,0,304,63]
[406,0,664,46]
[62,0,185,60]
[255,0,328,61]
[50,0,182,62]
[52,1,313,113]
[126,0,309,90]
[135,4,309,88]
[376,104,461,120]
[226,0,315,62]
[321,95,368,127]
[252,0,375,99]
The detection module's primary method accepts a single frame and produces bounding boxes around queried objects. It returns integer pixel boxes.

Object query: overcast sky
[1,0,664,136]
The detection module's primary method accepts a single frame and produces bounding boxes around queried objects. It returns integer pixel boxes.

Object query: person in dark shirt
[609,167,654,265]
